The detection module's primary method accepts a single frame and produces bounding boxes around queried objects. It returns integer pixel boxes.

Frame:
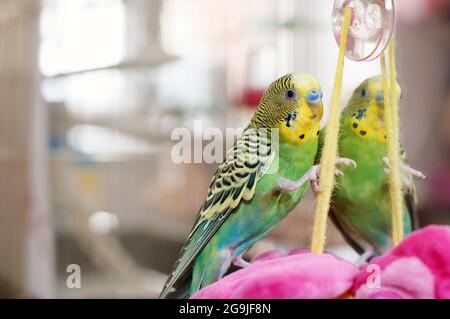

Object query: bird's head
[344,75,401,142]
[250,72,323,145]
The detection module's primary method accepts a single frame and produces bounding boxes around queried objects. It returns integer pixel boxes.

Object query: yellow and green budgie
[160,72,355,298]
[318,76,425,259]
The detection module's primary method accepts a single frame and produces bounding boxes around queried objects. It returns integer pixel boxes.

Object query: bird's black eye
[284,89,297,100]
[361,89,367,97]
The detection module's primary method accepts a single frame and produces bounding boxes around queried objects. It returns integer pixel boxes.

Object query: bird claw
[308,165,321,192]
[383,157,426,179]
[233,256,251,268]
[311,158,357,193]
[335,169,344,177]
[278,165,321,192]
[279,158,356,193]
[278,177,301,192]
[335,157,357,169]
[382,156,390,168]
[411,170,426,180]
[355,249,377,266]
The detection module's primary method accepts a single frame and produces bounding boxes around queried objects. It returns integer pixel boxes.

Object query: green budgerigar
[319,76,425,258]
[160,73,354,298]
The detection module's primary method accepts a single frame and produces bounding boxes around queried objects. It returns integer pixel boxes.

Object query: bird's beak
[376,92,384,105]
[307,90,322,104]
[306,90,323,119]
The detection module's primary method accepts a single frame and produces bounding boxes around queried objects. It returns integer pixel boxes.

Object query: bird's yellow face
[345,76,401,144]
[276,73,323,145]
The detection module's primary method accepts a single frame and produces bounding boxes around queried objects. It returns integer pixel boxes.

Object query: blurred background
[0,0,448,298]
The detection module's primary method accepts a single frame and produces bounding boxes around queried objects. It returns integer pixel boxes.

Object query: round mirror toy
[332,0,395,61]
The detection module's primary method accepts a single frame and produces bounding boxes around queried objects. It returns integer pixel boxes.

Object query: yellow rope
[381,39,404,245]
[310,6,352,254]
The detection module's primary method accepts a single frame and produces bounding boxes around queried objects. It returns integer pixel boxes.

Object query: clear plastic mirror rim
[332,0,396,61]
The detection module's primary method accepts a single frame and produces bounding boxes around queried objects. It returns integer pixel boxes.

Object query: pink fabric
[353,225,450,299]
[191,225,450,299]
[191,250,358,299]
[355,257,435,299]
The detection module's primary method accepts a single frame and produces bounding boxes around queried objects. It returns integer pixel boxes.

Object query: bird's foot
[355,249,377,266]
[335,157,357,169]
[311,157,357,192]
[278,165,324,192]
[278,158,356,193]
[383,157,409,189]
[232,256,251,268]
[278,176,304,192]
[383,157,426,180]
[306,165,321,192]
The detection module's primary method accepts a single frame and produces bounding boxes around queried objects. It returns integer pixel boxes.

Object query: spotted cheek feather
[350,120,369,139]
[350,120,386,143]
[279,114,320,145]
[280,123,312,144]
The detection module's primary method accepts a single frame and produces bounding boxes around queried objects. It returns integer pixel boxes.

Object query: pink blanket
[191,225,450,299]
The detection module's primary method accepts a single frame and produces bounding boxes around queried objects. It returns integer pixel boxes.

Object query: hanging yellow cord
[381,39,404,245]
[310,7,352,254]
